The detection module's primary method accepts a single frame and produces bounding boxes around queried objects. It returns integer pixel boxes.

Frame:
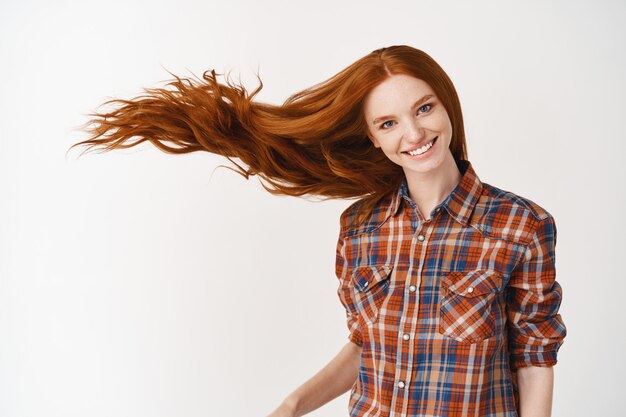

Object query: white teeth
[407,138,434,156]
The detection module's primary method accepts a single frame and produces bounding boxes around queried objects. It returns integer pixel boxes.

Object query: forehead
[364,74,435,117]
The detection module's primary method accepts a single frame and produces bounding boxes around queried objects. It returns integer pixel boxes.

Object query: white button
[467,286,474,293]
[364,281,369,287]
[409,285,417,292]
[403,333,410,340]
[417,234,425,241]
[398,381,405,388]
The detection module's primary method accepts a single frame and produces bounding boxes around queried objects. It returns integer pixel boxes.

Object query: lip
[402,136,438,154]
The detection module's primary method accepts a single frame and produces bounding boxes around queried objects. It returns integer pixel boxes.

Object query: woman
[69,45,566,417]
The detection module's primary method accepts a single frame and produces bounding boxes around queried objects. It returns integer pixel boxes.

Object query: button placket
[402,284,414,343]
[396,223,431,408]
[415,220,431,244]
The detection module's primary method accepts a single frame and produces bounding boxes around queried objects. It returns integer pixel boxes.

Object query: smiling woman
[363,75,453,179]
[68,45,566,417]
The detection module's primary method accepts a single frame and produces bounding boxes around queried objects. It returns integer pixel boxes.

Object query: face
[363,74,454,176]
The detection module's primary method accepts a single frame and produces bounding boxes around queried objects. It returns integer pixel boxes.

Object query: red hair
[68,45,468,228]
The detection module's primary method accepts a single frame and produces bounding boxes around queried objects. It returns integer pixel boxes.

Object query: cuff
[349,328,363,347]
[510,344,560,368]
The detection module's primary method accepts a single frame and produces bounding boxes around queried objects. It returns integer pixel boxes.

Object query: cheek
[380,138,404,159]
[432,110,453,131]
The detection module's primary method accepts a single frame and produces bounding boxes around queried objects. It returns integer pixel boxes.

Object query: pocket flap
[351,264,393,293]
[441,270,502,297]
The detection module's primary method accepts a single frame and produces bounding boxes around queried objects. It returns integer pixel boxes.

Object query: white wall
[1,0,623,416]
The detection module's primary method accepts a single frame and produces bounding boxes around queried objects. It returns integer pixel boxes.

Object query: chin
[404,156,445,173]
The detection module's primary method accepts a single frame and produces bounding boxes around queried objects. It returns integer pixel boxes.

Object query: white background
[1,1,624,416]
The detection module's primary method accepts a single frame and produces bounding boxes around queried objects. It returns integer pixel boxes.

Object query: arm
[505,215,567,416]
[517,366,554,417]
[267,216,363,417]
[267,341,362,417]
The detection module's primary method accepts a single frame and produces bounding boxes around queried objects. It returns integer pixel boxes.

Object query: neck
[403,156,463,220]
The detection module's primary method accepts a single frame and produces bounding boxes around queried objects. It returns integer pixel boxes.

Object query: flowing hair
[68,45,468,228]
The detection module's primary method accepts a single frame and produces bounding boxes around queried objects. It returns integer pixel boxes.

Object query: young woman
[69,45,567,417]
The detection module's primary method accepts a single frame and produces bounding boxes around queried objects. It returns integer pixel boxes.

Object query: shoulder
[339,194,394,238]
[473,181,555,245]
[480,182,553,221]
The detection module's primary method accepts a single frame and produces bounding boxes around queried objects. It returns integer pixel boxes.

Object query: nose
[403,118,425,143]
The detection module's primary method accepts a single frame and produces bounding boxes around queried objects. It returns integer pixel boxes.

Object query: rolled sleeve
[505,214,567,369]
[335,220,363,347]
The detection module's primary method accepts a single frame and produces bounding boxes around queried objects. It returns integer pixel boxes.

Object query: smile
[402,136,438,156]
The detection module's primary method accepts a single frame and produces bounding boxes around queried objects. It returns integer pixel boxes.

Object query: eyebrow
[371,94,435,125]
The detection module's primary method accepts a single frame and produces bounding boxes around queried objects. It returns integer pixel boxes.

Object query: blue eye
[419,103,432,113]
[378,103,434,130]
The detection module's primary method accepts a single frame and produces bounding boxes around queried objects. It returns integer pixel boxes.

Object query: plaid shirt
[335,159,566,417]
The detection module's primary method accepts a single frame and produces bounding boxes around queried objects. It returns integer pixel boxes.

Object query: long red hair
[68,45,468,228]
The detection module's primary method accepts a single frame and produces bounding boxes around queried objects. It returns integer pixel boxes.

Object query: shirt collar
[389,159,483,226]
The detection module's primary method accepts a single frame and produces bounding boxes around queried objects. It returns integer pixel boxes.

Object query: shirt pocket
[439,269,503,344]
[351,264,393,327]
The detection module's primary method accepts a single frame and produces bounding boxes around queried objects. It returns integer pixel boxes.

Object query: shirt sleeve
[335,226,364,347]
[505,214,567,369]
